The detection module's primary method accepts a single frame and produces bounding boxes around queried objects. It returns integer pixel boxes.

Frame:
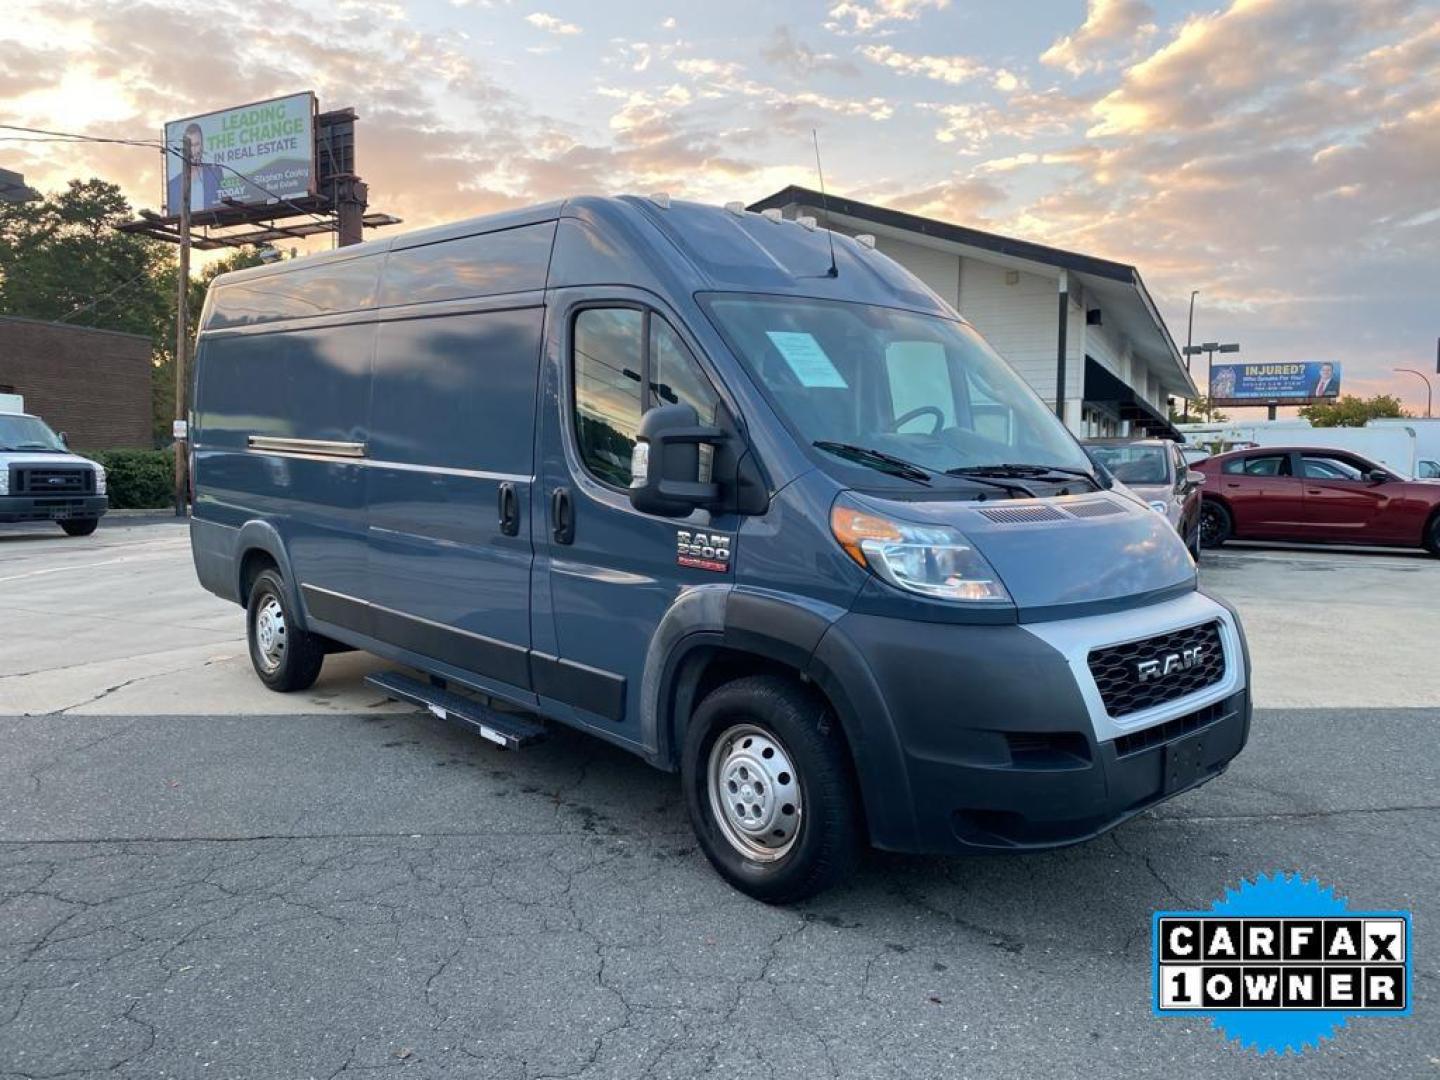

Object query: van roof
[207,195,953,320]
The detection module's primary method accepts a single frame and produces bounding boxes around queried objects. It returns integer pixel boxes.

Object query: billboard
[164,92,316,215]
[1210,361,1342,406]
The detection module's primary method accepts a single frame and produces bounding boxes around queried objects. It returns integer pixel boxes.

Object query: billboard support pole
[336,177,368,247]
[173,142,191,518]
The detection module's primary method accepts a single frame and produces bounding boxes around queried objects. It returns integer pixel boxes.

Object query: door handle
[498,482,520,536]
[1225,482,1240,489]
[551,486,574,545]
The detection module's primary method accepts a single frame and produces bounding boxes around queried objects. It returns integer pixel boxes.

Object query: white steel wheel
[706,723,804,862]
[252,594,288,674]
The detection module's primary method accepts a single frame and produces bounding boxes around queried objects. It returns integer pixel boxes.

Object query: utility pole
[172,140,192,518]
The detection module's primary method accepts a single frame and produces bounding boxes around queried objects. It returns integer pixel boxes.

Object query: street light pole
[1182,290,1198,422]
[1394,367,1434,419]
[1185,290,1198,372]
[172,141,192,518]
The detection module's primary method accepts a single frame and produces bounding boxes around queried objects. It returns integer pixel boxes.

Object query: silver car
[1084,438,1205,558]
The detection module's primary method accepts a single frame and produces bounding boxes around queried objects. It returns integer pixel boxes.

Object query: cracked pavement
[1,520,1437,1078]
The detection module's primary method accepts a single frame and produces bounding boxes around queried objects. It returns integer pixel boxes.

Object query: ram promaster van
[190,197,1251,901]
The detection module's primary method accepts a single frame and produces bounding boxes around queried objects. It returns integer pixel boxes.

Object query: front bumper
[811,592,1251,854]
[0,494,109,523]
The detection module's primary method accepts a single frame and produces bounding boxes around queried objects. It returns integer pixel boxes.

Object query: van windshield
[1088,444,1169,485]
[701,294,1092,480]
[0,414,66,452]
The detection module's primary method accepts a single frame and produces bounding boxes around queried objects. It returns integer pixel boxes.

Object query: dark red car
[1193,446,1440,555]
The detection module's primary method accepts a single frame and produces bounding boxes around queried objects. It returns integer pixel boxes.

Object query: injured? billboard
[1210,362,1342,405]
[164,92,316,216]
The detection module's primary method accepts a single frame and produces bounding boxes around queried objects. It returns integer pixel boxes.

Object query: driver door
[1299,452,1388,539]
[534,290,738,748]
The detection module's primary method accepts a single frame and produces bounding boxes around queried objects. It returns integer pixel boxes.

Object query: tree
[1299,394,1407,428]
[0,179,173,342]
[1,179,269,443]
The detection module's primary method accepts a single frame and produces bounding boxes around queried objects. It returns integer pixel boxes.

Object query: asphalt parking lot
[1,517,1436,1078]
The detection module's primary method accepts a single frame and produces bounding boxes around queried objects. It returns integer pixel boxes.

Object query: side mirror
[629,403,725,517]
[1186,470,1207,488]
[1365,469,1390,484]
[58,431,69,446]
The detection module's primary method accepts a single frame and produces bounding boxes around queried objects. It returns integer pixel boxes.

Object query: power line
[0,123,336,229]
[54,268,159,323]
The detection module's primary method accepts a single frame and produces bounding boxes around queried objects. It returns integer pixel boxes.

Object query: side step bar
[365,671,546,750]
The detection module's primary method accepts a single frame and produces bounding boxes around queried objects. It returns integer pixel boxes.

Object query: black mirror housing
[1365,469,1390,484]
[629,403,725,517]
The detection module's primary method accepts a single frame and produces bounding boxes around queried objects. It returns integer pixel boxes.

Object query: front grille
[1087,621,1225,718]
[15,467,93,495]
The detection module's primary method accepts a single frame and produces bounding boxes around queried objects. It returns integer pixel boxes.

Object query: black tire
[246,568,325,692]
[1425,513,1440,557]
[1198,500,1232,548]
[60,517,99,537]
[681,675,861,904]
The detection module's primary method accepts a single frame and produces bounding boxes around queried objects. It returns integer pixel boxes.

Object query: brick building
[0,317,153,448]
[750,187,1197,439]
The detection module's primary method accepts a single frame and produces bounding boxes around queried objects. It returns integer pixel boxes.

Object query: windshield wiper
[813,441,932,485]
[814,441,1033,498]
[950,463,1101,490]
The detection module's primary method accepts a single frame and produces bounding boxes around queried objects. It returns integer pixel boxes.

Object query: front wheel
[1425,514,1440,557]
[1198,500,1232,548]
[246,568,325,692]
[682,675,861,904]
[60,517,99,537]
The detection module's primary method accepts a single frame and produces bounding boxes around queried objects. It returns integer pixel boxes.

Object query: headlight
[830,497,1010,603]
[93,465,107,495]
[1147,500,1168,515]
[0,469,8,496]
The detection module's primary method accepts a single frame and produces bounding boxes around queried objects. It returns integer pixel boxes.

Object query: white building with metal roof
[750,186,1198,440]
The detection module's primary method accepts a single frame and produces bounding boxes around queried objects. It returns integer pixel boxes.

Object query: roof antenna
[812,129,838,278]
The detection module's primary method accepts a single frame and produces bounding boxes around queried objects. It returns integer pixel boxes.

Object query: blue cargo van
[190,196,1250,901]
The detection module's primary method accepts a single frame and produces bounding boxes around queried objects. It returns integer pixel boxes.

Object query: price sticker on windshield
[765,331,848,389]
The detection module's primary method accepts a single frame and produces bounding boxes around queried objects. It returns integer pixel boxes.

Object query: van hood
[0,451,96,469]
[850,488,1196,615]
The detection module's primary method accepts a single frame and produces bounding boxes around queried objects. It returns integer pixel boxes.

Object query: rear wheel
[1425,513,1440,557]
[1198,500,1232,548]
[60,517,99,537]
[682,675,861,904]
[246,568,325,691]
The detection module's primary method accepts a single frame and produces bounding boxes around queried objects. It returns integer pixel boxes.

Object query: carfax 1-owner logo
[1152,873,1412,1054]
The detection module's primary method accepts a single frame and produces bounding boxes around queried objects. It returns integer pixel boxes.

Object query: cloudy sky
[2,0,1437,406]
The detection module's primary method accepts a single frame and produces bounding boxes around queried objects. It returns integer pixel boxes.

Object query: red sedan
[1193,446,1440,555]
